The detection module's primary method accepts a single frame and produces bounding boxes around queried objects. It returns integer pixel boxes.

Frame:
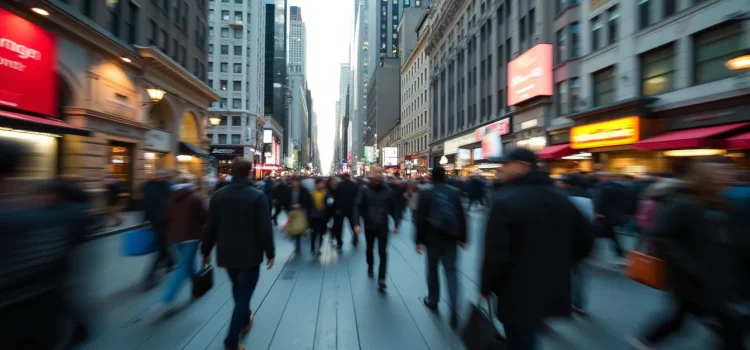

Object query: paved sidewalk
[70,208,717,350]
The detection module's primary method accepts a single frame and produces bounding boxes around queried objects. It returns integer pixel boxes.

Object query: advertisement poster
[364,146,375,165]
[482,129,503,160]
[382,147,398,166]
[507,43,553,106]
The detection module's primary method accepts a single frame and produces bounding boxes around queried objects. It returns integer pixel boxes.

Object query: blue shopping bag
[121,229,157,256]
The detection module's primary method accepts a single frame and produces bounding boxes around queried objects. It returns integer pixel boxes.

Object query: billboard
[507,43,553,106]
[364,146,375,165]
[0,8,58,116]
[263,129,272,143]
[571,117,640,149]
[382,147,398,166]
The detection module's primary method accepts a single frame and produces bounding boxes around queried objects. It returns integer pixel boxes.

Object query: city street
[70,207,718,350]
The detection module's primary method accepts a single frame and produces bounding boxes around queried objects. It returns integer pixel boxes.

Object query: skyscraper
[289,6,307,76]
[264,0,288,158]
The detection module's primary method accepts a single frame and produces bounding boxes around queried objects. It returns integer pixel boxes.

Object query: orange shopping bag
[626,240,667,290]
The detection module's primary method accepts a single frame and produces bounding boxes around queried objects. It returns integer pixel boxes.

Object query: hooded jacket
[165,184,207,245]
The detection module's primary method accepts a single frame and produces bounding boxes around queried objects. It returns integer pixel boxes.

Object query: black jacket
[415,182,467,245]
[481,171,593,328]
[142,179,172,231]
[287,186,314,218]
[273,181,290,207]
[357,181,402,229]
[594,181,627,224]
[334,179,360,214]
[202,177,275,268]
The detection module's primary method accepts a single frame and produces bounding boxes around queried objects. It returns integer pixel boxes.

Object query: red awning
[536,143,575,159]
[725,131,750,149]
[0,109,90,136]
[635,122,750,151]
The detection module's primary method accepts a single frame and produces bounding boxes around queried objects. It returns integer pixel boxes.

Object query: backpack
[427,184,460,236]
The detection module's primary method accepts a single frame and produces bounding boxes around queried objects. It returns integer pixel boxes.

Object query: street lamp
[726,48,750,72]
[146,88,166,103]
[208,116,222,127]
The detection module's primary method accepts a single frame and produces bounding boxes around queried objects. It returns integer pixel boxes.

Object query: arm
[480,200,513,295]
[357,188,367,224]
[389,189,402,228]
[415,189,430,244]
[255,194,276,260]
[455,190,468,244]
[201,196,218,257]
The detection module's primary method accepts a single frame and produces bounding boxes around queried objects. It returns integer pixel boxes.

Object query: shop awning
[0,109,90,136]
[536,144,575,159]
[179,141,212,159]
[635,122,750,151]
[725,131,750,149]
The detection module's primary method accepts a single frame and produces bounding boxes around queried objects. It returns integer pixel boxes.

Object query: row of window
[208,62,246,73]
[207,133,243,145]
[403,111,429,136]
[213,98,249,109]
[209,9,246,23]
[399,134,429,156]
[638,0,710,31]
[209,26,245,39]
[209,44,248,56]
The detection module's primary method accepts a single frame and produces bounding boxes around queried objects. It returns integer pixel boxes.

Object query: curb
[83,223,149,242]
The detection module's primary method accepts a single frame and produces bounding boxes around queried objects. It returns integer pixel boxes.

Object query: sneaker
[241,314,255,334]
[378,279,387,290]
[422,297,438,312]
[225,345,245,350]
[626,335,655,350]
[367,266,374,278]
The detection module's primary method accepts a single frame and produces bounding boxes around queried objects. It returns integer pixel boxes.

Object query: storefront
[210,146,246,176]
[537,128,594,177]
[143,129,172,176]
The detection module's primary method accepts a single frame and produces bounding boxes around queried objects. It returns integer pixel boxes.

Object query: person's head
[370,164,384,183]
[265,176,272,182]
[683,156,733,208]
[231,157,253,178]
[326,176,337,190]
[315,178,326,190]
[290,176,301,189]
[432,165,446,183]
[497,148,538,181]
[393,172,401,179]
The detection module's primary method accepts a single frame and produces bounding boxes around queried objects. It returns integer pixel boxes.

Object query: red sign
[0,9,57,117]
[258,164,283,171]
[474,118,511,141]
[475,119,510,160]
[507,43,553,106]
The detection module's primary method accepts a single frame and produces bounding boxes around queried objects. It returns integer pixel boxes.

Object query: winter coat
[357,181,401,229]
[142,179,173,231]
[481,171,593,328]
[165,184,207,245]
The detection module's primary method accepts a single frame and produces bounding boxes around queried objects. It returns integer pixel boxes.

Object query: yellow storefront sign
[571,116,640,149]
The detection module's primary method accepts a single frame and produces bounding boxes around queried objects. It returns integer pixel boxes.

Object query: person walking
[272,177,290,226]
[480,148,593,350]
[415,165,467,329]
[356,165,400,290]
[157,173,207,312]
[286,176,313,254]
[405,179,420,220]
[201,158,275,350]
[593,172,628,266]
[309,178,331,255]
[142,170,176,290]
[332,173,360,248]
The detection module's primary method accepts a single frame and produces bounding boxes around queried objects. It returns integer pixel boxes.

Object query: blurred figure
[593,172,628,265]
[272,177,290,226]
[332,173,361,248]
[415,165,467,329]
[389,172,407,222]
[214,174,230,192]
[0,139,87,349]
[142,169,176,290]
[287,176,313,254]
[357,165,399,290]
[104,173,124,226]
[629,157,747,350]
[481,149,593,350]
[635,178,682,235]
[202,158,275,350]
[157,172,207,312]
[405,179,420,220]
[557,173,594,315]
[309,178,330,255]
[468,173,486,209]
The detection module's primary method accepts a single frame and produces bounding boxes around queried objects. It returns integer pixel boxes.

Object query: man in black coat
[593,172,628,264]
[331,173,360,248]
[481,148,593,350]
[202,158,275,350]
[142,169,175,289]
[272,177,290,226]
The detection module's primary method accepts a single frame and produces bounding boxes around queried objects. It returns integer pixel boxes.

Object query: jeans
[365,226,389,280]
[571,264,586,309]
[224,267,260,349]
[162,241,200,304]
[504,325,538,350]
[426,240,458,313]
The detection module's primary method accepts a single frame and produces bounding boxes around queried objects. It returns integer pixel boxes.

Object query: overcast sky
[288,0,353,173]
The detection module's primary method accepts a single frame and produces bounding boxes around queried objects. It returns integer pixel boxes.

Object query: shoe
[378,279,387,290]
[241,314,255,334]
[450,313,459,329]
[225,345,245,350]
[422,297,438,312]
[367,266,374,278]
[626,335,655,350]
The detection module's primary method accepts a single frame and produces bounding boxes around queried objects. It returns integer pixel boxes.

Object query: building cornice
[135,46,221,103]
[426,0,467,57]
[64,107,152,131]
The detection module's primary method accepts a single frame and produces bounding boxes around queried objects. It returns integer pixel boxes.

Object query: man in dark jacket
[357,165,399,289]
[481,149,593,350]
[272,177,290,226]
[202,158,275,350]
[415,165,467,329]
[142,169,175,289]
[593,172,628,264]
[389,172,407,221]
[332,173,360,248]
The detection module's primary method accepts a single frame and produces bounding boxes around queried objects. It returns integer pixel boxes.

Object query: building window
[557,81,568,115]
[232,99,241,109]
[233,81,241,90]
[593,66,616,107]
[234,45,242,55]
[221,45,229,54]
[159,30,168,51]
[232,116,242,126]
[571,22,580,57]
[607,6,619,45]
[641,44,675,96]
[519,16,526,42]
[528,8,535,37]
[591,16,602,51]
[556,29,567,64]
[231,134,242,144]
[218,134,227,144]
[218,116,227,126]
[149,20,157,45]
[234,28,242,39]
[664,0,676,18]
[221,10,229,20]
[693,22,743,84]
[208,44,213,54]
[220,80,228,91]
[233,63,242,73]
[220,63,228,72]
[208,62,213,72]
[570,78,581,112]
[220,99,228,108]
[234,11,242,22]
[126,2,138,43]
[221,28,229,38]
[638,0,651,30]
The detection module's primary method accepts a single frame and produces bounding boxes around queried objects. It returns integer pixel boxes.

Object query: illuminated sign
[507,44,553,106]
[571,117,640,149]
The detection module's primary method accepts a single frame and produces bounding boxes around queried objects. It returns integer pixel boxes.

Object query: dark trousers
[311,216,327,252]
[2,291,64,349]
[224,267,260,349]
[504,325,538,350]
[597,220,623,258]
[426,240,458,312]
[365,226,389,280]
[145,227,175,284]
[271,203,284,224]
[644,299,745,349]
[332,211,356,247]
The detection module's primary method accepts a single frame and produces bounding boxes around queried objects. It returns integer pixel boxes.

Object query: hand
[266,258,274,269]
[416,244,424,255]
[458,242,467,250]
[202,255,211,265]
[393,227,399,234]
[353,225,361,234]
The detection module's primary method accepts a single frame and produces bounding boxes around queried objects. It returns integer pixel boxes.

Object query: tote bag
[626,240,666,290]
[121,229,157,256]
[284,209,309,236]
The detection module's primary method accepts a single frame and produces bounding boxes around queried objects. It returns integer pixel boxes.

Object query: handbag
[121,229,157,256]
[192,264,214,298]
[626,240,666,290]
[461,297,506,350]
[284,209,309,236]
